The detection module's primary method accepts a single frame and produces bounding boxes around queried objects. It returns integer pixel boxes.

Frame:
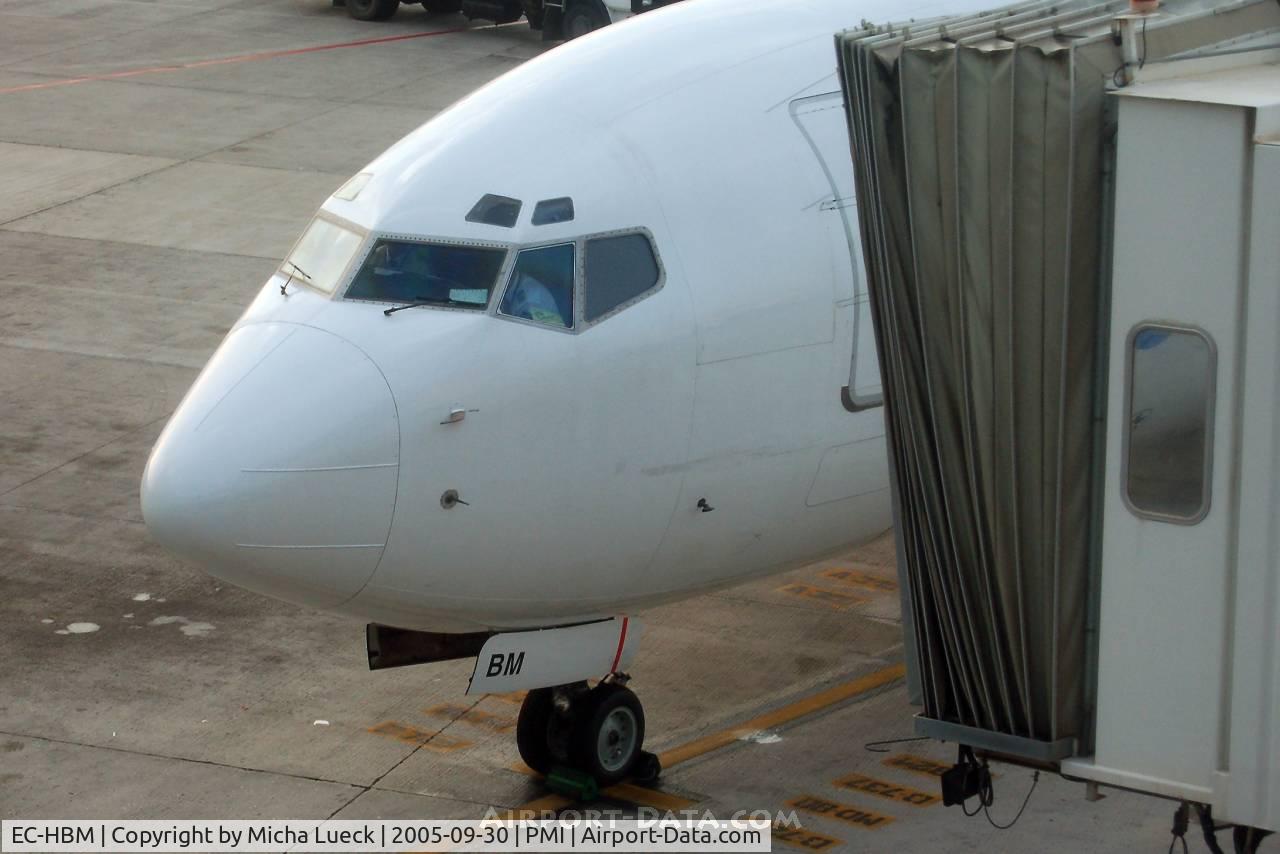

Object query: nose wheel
[517,679,659,787]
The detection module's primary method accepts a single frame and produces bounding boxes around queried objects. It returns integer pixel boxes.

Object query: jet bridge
[838,0,1280,837]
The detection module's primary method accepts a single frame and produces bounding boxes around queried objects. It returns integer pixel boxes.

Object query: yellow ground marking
[604,782,699,812]
[881,752,996,782]
[497,794,574,820]
[366,721,472,752]
[883,753,951,780]
[820,567,898,593]
[787,794,894,830]
[495,662,905,825]
[487,691,527,706]
[833,772,940,807]
[776,582,869,610]
[772,823,843,851]
[423,703,516,733]
[657,663,906,768]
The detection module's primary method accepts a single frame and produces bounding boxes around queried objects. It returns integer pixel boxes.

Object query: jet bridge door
[789,91,882,410]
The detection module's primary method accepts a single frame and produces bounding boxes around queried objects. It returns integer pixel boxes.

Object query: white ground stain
[148,616,215,638]
[739,730,783,745]
[313,720,330,727]
[123,613,133,619]
[53,622,100,636]
[40,619,53,624]
[132,593,152,602]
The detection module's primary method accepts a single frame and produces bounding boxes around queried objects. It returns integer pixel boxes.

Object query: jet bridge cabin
[839,0,1280,843]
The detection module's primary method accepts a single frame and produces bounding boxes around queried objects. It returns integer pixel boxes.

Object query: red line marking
[0,22,519,96]
[610,617,629,673]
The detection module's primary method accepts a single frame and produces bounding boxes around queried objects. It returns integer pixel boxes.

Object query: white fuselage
[141,0,984,633]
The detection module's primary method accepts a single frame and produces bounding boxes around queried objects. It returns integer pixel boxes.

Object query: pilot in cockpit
[503,270,566,328]
[498,242,575,329]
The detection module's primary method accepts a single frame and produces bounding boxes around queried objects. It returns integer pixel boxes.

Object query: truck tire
[347,0,400,20]
[521,0,545,28]
[562,0,608,38]
[423,0,463,12]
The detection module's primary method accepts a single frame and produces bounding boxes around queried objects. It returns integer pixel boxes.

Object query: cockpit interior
[280,188,665,333]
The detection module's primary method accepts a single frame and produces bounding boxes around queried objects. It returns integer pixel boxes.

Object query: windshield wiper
[281,261,312,295]
[383,297,479,316]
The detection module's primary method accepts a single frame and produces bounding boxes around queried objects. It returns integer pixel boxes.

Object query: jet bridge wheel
[562,0,608,38]
[346,0,400,20]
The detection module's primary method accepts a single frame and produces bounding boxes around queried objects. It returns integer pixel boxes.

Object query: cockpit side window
[583,232,660,323]
[344,238,506,309]
[499,243,575,329]
[281,216,364,294]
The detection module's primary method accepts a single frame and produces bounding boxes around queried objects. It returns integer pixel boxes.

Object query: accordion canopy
[836,0,1280,755]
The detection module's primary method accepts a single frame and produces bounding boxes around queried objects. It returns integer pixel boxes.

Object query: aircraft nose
[141,323,399,609]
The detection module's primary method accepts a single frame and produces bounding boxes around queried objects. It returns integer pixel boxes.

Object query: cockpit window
[583,232,660,322]
[532,197,575,226]
[345,238,506,308]
[499,243,575,329]
[281,217,363,294]
[465,194,522,228]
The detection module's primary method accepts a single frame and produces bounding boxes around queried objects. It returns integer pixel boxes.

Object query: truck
[338,0,680,40]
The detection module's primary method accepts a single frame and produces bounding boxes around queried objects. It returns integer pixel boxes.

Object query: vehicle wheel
[346,0,400,20]
[632,751,662,783]
[570,683,644,784]
[492,0,524,23]
[562,0,608,38]
[423,0,463,12]
[521,0,545,28]
[516,688,556,775]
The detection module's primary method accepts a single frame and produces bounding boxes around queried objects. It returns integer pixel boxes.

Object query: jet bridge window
[583,232,660,323]
[344,238,506,308]
[499,243,575,329]
[1124,324,1216,524]
[280,216,363,294]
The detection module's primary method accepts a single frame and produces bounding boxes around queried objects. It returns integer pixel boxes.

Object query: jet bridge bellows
[837,0,1280,761]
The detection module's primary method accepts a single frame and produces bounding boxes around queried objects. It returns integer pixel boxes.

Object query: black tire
[423,0,463,12]
[562,0,608,39]
[347,0,400,20]
[570,683,644,784]
[492,1,524,23]
[632,751,662,783]
[521,0,545,28]
[516,688,556,775]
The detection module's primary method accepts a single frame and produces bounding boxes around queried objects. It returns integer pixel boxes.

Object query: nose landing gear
[516,676,661,789]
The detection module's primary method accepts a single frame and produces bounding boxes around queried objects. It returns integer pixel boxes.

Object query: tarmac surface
[1,2,1182,851]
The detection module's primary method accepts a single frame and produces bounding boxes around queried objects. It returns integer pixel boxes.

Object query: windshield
[345,238,507,308]
[281,217,363,294]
